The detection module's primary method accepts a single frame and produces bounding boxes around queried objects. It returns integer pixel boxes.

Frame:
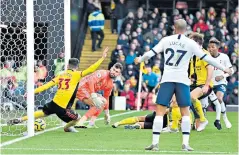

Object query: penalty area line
[0,111,138,148]
[1,147,237,154]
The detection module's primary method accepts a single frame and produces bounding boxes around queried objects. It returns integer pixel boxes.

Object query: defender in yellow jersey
[189,33,214,132]
[8,47,109,132]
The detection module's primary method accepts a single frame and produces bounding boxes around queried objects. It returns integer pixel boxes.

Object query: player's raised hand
[223,68,232,76]
[102,47,109,58]
[134,57,141,65]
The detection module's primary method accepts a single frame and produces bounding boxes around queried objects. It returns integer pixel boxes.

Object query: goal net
[1,0,70,136]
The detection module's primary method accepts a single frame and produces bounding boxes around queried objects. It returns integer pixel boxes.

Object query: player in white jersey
[134,19,232,151]
[207,38,234,129]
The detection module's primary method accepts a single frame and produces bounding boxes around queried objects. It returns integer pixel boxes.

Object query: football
[34,119,46,131]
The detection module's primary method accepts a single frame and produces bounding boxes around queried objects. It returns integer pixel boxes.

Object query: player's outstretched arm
[80,47,109,77]
[34,77,59,94]
[193,44,231,75]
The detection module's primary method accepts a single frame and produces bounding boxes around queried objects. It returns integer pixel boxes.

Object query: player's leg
[190,87,208,123]
[216,86,232,129]
[170,107,180,132]
[8,102,53,125]
[56,109,80,133]
[176,83,194,151]
[87,108,102,128]
[208,90,222,130]
[145,82,174,151]
[112,116,141,128]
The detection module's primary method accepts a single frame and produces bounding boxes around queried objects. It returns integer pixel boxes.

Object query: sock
[212,99,221,120]
[89,116,97,126]
[21,110,45,121]
[152,116,163,145]
[118,117,139,126]
[171,107,180,130]
[221,101,227,118]
[181,116,191,145]
[76,116,88,126]
[64,120,78,129]
[192,99,206,122]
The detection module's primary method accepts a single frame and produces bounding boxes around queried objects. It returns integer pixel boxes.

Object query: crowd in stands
[109,2,239,110]
[0,52,65,109]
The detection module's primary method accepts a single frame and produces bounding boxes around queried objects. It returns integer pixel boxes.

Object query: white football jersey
[212,53,232,86]
[153,34,206,85]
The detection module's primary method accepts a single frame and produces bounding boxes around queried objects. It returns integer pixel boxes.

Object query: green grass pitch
[1,111,238,154]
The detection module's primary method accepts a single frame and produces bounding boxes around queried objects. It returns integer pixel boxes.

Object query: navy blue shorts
[156,82,191,107]
[213,84,227,94]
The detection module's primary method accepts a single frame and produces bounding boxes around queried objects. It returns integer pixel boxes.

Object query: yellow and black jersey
[34,57,104,109]
[189,49,213,87]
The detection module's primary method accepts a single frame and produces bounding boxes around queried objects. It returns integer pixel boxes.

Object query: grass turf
[1,111,238,154]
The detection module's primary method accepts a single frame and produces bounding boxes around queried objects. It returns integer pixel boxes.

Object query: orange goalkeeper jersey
[77,70,114,103]
[34,58,104,109]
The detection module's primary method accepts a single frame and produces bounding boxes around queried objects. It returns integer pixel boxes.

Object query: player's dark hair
[68,58,79,69]
[189,32,204,46]
[209,38,220,47]
[113,62,123,71]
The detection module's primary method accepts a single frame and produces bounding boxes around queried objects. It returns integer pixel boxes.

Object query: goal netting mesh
[1,0,66,136]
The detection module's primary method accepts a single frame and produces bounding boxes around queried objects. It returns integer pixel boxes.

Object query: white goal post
[0,0,71,136]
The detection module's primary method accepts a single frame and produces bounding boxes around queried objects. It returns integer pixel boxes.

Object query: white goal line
[0,110,138,147]
[1,147,237,155]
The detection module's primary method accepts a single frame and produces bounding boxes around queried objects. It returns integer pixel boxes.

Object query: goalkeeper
[74,63,123,128]
[7,47,109,132]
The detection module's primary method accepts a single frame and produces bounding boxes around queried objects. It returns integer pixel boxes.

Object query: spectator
[193,11,202,24]
[122,12,135,31]
[142,66,159,94]
[117,33,129,46]
[120,83,135,110]
[0,60,16,88]
[54,51,65,76]
[86,0,97,14]
[141,21,150,35]
[88,7,105,51]
[220,12,227,26]
[148,12,158,29]
[207,7,216,19]
[124,23,132,41]
[193,18,208,32]
[37,60,48,82]
[126,50,136,65]
[114,0,128,34]
[231,52,238,65]
[227,87,238,105]
[229,16,238,33]
[134,9,145,29]
[143,28,158,46]
[14,60,27,84]
[92,0,102,10]
[110,0,117,34]
[201,8,207,20]
[227,76,238,94]
[207,15,217,27]
[111,44,123,62]
[153,7,160,20]
[136,27,144,45]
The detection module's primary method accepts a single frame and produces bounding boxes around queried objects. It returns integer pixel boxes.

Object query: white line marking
[0,111,137,147]
[1,147,237,154]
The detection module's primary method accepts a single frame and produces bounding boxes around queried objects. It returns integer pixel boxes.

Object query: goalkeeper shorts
[43,101,79,123]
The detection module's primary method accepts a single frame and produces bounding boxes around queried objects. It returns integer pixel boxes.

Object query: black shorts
[43,101,79,123]
[144,111,168,129]
[190,85,212,100]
